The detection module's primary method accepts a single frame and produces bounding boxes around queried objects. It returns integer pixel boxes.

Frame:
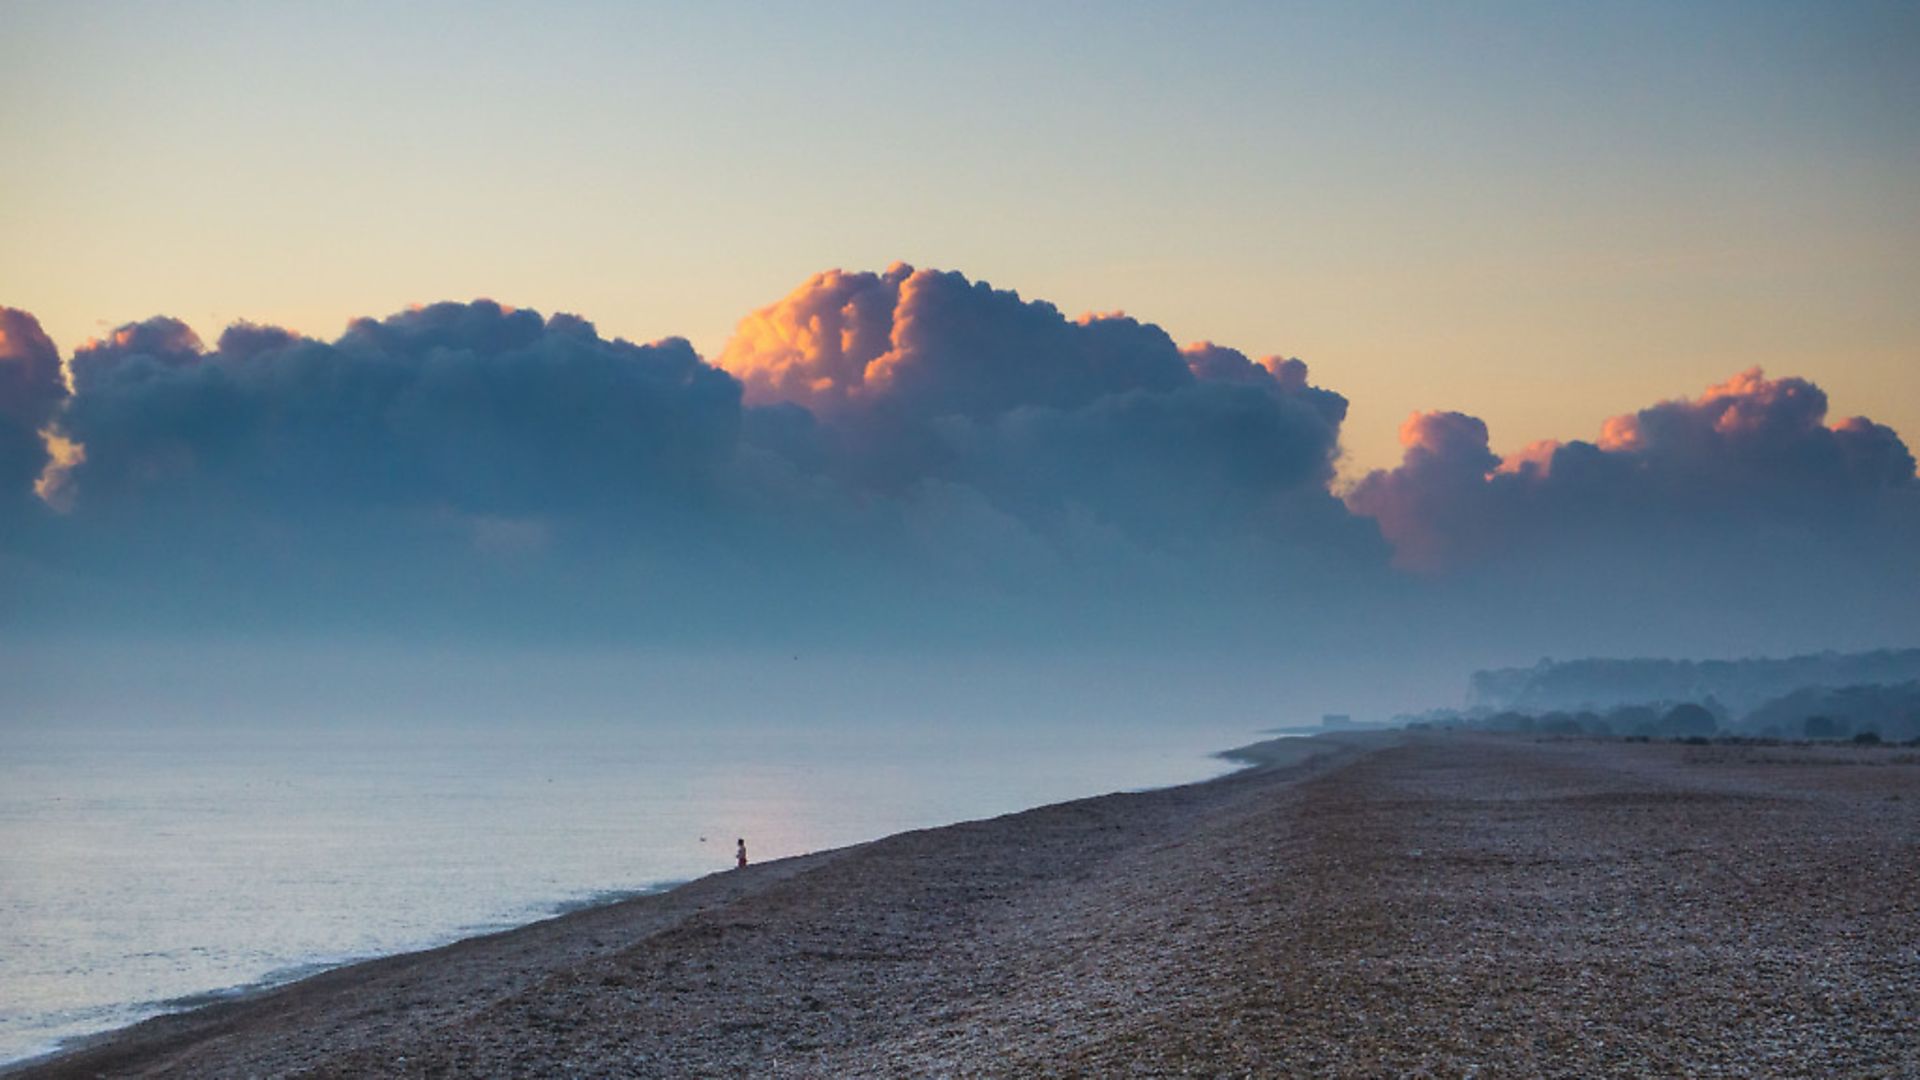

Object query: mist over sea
[0,714,1250,1064]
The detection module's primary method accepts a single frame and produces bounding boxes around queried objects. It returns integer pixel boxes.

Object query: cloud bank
[1349,369,1919,573]
[3,268,1916,696]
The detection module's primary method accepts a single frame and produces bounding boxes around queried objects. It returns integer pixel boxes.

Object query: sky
[2,2,1917,720]
[3,1,1914,476]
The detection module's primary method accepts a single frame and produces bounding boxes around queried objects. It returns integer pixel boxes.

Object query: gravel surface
[15,733,1918,1078]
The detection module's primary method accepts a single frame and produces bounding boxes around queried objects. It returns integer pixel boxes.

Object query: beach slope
[17,733,1918,1077]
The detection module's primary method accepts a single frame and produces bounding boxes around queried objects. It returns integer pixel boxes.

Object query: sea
[0,716,1252,1065]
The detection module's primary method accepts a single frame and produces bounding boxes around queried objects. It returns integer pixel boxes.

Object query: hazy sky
[3,0,1914,475]
[2,2,1917,721]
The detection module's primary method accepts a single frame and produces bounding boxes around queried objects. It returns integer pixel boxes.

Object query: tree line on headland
[1403,649,1920,743]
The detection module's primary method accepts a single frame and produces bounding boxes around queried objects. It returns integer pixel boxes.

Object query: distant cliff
[1468,649,1920,716]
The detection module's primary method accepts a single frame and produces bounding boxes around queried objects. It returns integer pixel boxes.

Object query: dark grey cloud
[67,315,203,394]
[0,307,67,507]
[57,300,740,516]
[3,272,1391,651]
[3,302,759,643]
[2,277,1914,697]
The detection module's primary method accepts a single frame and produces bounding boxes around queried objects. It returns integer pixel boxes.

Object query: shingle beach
[16,733,1918,1078]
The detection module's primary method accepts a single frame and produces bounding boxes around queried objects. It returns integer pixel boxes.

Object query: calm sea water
[0,718,1246,1064]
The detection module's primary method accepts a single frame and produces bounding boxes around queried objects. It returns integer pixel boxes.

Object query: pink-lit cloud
[715,265,1361,554]
[719,263,1194,421]
[1348,368,1919,573]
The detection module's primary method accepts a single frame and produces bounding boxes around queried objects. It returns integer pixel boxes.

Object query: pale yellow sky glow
[2,2,1914,475]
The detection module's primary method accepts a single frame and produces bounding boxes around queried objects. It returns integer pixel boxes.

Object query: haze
[2,1,1917,724]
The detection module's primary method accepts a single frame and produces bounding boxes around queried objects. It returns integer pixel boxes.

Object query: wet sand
[14,732,1919,1077]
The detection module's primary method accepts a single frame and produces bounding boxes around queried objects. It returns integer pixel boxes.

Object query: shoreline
[3,882,688,1073]
[3,873,705,1071]
[16,730,1919,1076]
[4,732,1328,1076]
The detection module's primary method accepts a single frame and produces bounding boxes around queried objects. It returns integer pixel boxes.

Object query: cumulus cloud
[0,308,65,420]
[68,316,204,393]
[3,275,1914,674]
[2,271,1395,649]
[1343,412,1502,573]
[718,265,1368,561]
[718,266,907,416]
[1349,368,1920,573]
[55,301,740,516]
[1,301,769,644]
[0,307,68,505]
[719,263,1191,420]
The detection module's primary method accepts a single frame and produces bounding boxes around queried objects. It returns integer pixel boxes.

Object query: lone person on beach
[736,838,748,869]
